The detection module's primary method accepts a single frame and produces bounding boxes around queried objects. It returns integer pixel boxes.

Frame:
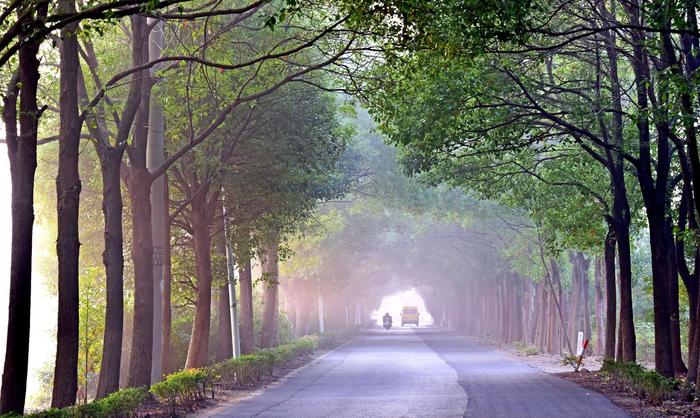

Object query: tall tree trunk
[238,259,254,354]
[625,0,674,376]
[260,238,280,348]
[647,213,677,377]
[535,282,547,351]
[95,150,125,398]
[216,227,233,362]
[126,15,155,388]
[222,196,240,358]
[599,0,635,363]
[126,167,154,385]
[52,0,81,406]
[616,225,636,362]
[216,285,233,362]
[91,13,144,396]
[513,278,523,342]
[185,195,214,368]
[568,253,581,349]
[0,3,46,409]
[594,257,606,356]
[580,254,592,344]
[679,182,700,381]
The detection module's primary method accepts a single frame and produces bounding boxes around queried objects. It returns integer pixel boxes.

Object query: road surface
[206,327,629,418]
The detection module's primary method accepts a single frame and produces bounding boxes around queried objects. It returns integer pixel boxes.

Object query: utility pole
[147,17,165,384]
[223,192,241,357]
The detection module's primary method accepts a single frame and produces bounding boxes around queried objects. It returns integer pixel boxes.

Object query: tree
[52,0,82,407]
[0,2,48,412]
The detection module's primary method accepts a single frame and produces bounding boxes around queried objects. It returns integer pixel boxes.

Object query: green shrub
[512,341,539,356]
[150,368,208,414]
[601,360,676,405]
[213,354,267,387]
[212,336,320,388]
[19,387,148,418]
[24,408,76,418]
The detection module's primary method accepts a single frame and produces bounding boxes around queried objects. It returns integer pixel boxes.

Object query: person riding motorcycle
[383,312,392,330]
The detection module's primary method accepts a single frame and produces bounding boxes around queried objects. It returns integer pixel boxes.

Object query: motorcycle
[383,315,392,331]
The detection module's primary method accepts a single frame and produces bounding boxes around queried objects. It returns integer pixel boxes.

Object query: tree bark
[216,284,233,362]
[678,182,700,382]
[185,193,214,369]
[624,0,674,376]
[594,257,606,356]
[568,253,581,349]
[126,15,155,387]
[260,238,280,349]
[95,149,126,398]
[238,259,255,354]
[513,278,523,342]
[616,224,636,362]
[580,254,592,344]
[87,14,144,396]
[598,0,635,364]
[126,166,155,385]
[0,3,45,409]
[52,0,81,406]
[215,216,233,362]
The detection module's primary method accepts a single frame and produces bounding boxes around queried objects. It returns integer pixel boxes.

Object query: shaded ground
[559,370,700,418]
[201,327,629,418]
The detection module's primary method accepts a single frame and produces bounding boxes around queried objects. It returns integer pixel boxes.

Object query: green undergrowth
[512,341,539,356]
[211,335,317,389]
[601,360,678,405]
[2,387,148,418]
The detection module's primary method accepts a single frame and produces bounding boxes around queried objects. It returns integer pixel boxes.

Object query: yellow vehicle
[401,306,420,326]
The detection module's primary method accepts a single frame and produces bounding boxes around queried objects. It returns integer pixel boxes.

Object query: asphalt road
[207,327,629,418]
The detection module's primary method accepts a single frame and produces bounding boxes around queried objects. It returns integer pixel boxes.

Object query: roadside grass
[512,341,539,356]
[600,360,677,406]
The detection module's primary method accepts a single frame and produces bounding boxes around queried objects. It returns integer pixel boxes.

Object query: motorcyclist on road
[383,312,392,329]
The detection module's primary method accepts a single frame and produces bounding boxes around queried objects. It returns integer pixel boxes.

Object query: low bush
[601,360,677,405]
[213,336,319,389]
[512,341,539,356]
[150,368,210,414]
[10,387,148,418]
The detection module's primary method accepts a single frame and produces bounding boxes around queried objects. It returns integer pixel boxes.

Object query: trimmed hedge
[213,336,318,388]
[5,387,148,418]
[150,368,217,415]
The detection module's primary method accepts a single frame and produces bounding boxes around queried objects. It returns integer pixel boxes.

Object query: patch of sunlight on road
[372,288,434,326]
